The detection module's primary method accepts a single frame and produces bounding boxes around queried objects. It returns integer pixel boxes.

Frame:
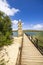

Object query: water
[13,31,43,37]
[13,31,37,37]
[24,32,38,36]
[13,31,18,37]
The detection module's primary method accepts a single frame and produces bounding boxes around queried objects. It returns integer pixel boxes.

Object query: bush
[0,11,12,47]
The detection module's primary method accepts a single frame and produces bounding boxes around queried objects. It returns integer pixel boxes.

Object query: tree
[0,11,12,47]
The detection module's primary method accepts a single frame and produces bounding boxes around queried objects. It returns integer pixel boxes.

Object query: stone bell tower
[18,20,23,36]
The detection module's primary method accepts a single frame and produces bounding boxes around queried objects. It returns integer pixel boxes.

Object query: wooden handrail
[25,33,43,55]
[15,37,23,65]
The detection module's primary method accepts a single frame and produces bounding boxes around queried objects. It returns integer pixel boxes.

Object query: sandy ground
[0,36,22,65]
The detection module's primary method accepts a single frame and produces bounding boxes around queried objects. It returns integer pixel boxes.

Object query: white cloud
[12,24,18,30]
[12,20,24,30]
[12,20,18,30]
[32,24,43,30]
[0,0,19,16]
[12,19,24,25]
[27,24,43,30]
[12,20,18,25]
[22,22,24,25]
[12,20,43,30]
[23,23,43,30]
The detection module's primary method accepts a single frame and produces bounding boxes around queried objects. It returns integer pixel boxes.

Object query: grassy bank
[33,32,43,55]
[33,32,43,46]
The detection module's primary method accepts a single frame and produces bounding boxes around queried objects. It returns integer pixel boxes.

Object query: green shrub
[0,11,12,47]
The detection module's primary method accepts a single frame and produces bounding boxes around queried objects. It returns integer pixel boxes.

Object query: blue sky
[0,0,43,30]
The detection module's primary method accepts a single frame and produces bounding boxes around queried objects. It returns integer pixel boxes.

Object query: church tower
[18,20,23,36]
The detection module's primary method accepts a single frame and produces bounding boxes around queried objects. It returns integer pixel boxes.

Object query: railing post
[19,37,23,65]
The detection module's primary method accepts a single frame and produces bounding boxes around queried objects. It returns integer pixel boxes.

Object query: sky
[0,0,43,30]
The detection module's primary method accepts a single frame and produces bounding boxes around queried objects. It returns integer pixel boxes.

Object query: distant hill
[12,30,43,32]
[23,30,43,32]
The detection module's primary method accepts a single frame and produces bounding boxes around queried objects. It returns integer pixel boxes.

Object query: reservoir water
[13,31,38,36]
[13,31,18,37]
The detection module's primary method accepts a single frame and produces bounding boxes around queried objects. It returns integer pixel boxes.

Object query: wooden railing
[15,49,20,65]
[25,33,43,55]
[15,37,23,65]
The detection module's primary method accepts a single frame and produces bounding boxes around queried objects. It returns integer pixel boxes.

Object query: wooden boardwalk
[21,34,43,65]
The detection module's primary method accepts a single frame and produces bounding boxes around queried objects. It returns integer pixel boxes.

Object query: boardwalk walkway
[21,34,43,65]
